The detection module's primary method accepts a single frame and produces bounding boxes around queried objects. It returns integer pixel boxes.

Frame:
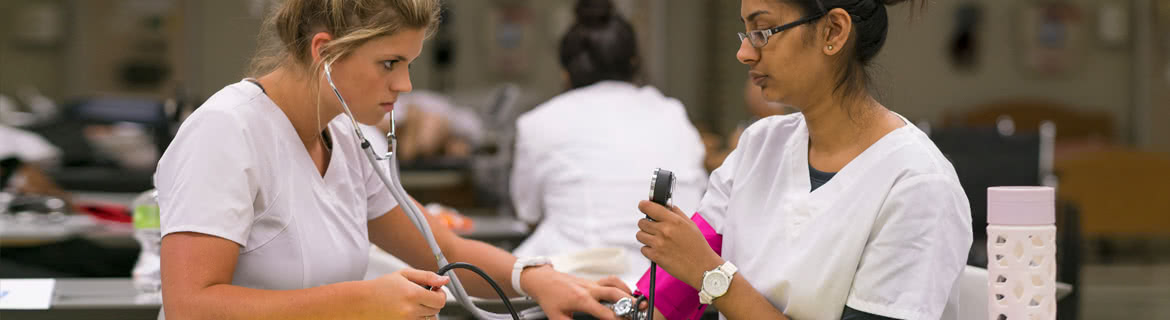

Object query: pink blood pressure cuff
[634,213,723,320]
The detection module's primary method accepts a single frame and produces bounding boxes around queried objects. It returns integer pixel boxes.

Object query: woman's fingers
[397,269,448,309]
[596,276,631,294]
[416,287,447,310]
[635,230,657,248]
[636,218,658,235]
[640,245,658,261]
[638,200,676,222]
[400,269,449,288]
[414,304,442,319]
[589,285,632,304]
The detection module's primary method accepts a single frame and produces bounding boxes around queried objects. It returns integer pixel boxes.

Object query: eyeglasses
[737,12,826,48]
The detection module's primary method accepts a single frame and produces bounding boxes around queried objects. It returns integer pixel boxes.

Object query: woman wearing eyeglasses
[632,0,972,319]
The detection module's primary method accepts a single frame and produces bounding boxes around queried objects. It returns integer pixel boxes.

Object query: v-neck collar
[246,81,341,182]
[789,113,912,199]
[312,127,338,180]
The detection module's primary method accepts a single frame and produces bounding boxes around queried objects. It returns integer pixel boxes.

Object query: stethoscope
[325,62,536,320]
[324,62,663,320]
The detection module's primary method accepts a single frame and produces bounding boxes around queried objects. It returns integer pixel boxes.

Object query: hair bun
[575,0,615,27]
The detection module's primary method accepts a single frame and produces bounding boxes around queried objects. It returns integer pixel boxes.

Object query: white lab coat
[510,81,707,285]
[699,113,972,319]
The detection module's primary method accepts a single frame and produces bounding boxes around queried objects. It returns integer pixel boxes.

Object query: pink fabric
[635,213,723,320]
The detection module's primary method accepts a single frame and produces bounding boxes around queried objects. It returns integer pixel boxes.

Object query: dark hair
[559,0,639,89]
[784,0,918,98]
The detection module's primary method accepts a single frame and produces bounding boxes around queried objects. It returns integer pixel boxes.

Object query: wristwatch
[608,296,636,318]
[698,261,737,304]
[605,296,651,320]
[511,256,551,297]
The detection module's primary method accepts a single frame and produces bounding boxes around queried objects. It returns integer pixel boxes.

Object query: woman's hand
[367,268,450,319]
[520,266,632,320]
[636,200,724,290]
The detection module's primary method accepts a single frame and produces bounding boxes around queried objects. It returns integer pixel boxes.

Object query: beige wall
[706,1,1149,144]
[0,0,67,99]
[444,0,703,116]
[447,0,567,109]
[65,0,188,98]
[5,0,1164,151]
[1,0,261,101]
[2,0,255,101]
[1151,1,1170,154]
[710,1,753,133]
[878,0,1135,139]
[660,0,714,125]
[184,0,262,99]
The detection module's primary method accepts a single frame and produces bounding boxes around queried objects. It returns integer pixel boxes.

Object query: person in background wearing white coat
[510,0,708,286]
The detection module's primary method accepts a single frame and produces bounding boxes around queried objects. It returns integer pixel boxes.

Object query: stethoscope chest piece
[649,168,675,209]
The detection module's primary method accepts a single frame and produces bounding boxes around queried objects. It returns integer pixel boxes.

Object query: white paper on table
[0,279,56,310]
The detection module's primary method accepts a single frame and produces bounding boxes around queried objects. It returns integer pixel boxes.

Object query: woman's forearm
[443,237,524,298]
[369,201,524,299]
[164,280,372,319]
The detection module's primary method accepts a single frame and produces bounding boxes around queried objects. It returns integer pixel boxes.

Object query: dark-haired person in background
[510,0,708,286]
[633,0,972,319]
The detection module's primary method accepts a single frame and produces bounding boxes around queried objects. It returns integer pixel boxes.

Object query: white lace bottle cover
[986,187,1056,320]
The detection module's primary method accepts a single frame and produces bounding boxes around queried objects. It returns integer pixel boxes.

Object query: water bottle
[986,187,1056,320]
[131,189,162,303]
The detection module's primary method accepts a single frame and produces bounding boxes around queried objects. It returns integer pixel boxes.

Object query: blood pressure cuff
[634,213,723,320]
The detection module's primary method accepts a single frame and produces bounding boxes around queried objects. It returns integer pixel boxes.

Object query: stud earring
[827,45,834,51]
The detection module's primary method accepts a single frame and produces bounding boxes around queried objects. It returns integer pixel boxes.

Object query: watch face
[611,297,634,317]
[703,272,730,295]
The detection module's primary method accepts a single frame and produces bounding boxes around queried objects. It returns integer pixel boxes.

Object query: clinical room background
[1,0,1169,319]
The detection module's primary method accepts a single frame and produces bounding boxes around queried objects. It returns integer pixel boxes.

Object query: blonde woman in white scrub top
[155,1,633,319]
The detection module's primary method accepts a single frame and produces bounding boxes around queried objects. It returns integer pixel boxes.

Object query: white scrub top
[156,80,399,292]
[699,113,972,320]
[0,125,60,165]
[510,81,708,285]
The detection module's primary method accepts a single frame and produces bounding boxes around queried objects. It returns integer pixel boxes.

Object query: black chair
[30,97,174,192]
[930,127,1043,263]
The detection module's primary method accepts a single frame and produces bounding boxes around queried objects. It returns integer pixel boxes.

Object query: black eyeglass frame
[737,11,863,48]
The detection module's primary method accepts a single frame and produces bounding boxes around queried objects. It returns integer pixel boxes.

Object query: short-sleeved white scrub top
[698,113,972,319]
[156,80,399,292]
